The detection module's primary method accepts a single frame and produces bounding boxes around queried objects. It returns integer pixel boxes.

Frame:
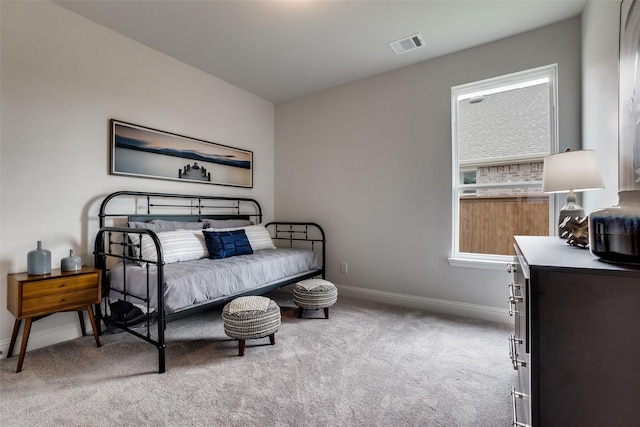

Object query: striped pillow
[243,225,276,250]
[129,230,208,263]
[203,224,276,251]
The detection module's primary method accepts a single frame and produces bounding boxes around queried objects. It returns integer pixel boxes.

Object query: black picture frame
[110,120,253,188]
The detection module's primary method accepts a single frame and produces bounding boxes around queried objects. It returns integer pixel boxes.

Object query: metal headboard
[98,190,263,228]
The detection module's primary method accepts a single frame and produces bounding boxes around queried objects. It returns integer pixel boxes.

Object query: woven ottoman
[293,279,338,319]
[222,296,281,356]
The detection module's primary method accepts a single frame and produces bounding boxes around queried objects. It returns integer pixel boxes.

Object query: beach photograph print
[111,120,253,188]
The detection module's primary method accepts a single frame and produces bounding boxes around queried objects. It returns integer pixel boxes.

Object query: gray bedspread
[109,248,319,313]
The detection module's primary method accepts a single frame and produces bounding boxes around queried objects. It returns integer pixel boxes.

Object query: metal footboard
[265,222,326,279]
[94,226,168,372]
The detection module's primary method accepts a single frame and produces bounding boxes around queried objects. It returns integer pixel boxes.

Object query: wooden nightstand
[6,266,102,372]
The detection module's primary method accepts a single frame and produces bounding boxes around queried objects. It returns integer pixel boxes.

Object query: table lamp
[542,149,605,237]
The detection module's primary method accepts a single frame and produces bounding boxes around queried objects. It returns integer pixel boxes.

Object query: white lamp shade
[542,149,605,193]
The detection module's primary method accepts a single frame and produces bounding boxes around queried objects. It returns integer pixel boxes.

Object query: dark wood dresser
[509,236,640,426]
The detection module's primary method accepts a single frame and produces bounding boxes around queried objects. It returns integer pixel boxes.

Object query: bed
[93,191,325,373]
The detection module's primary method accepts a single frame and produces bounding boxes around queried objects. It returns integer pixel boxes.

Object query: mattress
[108,248,319,313]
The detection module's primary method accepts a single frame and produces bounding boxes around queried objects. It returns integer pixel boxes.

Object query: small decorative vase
[61,249,82,272]
[27,240,52,275]
[589,190,640,264]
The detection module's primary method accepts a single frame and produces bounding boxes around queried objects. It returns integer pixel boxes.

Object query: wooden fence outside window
[459,195,549,255]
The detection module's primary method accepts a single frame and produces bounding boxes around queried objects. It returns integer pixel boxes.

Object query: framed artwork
[619,0,640,190]
[110,120,253,188]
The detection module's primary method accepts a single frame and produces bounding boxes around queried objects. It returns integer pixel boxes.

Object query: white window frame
[449,65,558,269]
[460,169,477,195]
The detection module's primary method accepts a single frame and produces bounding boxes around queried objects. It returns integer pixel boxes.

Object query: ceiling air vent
[389,33,425,55]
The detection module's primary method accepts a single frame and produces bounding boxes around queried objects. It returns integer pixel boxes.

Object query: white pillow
[244,224,277,250]
[203,224,276,251]
[129,230,208,263]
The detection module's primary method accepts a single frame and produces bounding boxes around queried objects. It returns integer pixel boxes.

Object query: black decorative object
[590,191,640,263]
[559,215,590,248]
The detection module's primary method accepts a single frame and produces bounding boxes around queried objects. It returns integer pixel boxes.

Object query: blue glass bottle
[27,241,51,275]
[61,249,82,272]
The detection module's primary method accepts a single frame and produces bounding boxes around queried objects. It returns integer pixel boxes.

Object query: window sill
[447,256,515,271]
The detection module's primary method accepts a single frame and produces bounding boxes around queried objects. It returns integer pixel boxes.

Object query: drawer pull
[508,295,523,315]
[508,335,526,370]
[507,282,523,316]
[511,387,530,427]
[59,283,66,288]
[508,282,522,299]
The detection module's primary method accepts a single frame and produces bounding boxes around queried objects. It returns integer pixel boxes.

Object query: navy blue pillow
[203,230,253,259]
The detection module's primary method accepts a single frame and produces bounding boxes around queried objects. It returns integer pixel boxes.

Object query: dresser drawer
[21,288,99,316]
[22,274,98,299]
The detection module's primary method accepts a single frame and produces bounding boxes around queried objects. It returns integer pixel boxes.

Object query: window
[460,169,477,195]
[450,65,557,266]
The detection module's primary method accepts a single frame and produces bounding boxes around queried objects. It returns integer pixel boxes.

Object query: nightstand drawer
[22,274,98,299]
[22,288,99,316]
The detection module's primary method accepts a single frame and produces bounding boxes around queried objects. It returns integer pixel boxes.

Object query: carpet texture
[0,290,516,426]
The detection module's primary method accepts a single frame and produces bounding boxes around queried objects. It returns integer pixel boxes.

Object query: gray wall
[0,1,275,355]
[275,18,582,322]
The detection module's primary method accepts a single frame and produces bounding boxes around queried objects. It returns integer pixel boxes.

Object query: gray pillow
[128,219,203,232]
[202,218,253,229]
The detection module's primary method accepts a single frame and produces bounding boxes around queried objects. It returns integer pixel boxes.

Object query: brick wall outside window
[476,161,544,196]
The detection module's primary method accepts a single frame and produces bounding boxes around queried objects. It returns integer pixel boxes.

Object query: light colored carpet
[0,290,516,426]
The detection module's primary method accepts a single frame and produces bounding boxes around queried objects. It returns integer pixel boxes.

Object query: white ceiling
[55,0,587,104]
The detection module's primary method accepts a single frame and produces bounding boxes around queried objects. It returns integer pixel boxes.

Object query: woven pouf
[222,296,281,356]
[293,279,338,319]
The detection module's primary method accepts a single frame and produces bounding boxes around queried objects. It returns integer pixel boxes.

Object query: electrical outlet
[340,262,348,274]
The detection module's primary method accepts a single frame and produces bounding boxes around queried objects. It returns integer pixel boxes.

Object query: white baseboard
[0,287,512,359]
[335,284,514,325]
[0,323,89,360]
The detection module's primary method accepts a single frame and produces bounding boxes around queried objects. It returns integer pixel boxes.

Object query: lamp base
[557,192,585,239]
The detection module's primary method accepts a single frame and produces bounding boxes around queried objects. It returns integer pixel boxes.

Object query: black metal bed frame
[93,191,325,373]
